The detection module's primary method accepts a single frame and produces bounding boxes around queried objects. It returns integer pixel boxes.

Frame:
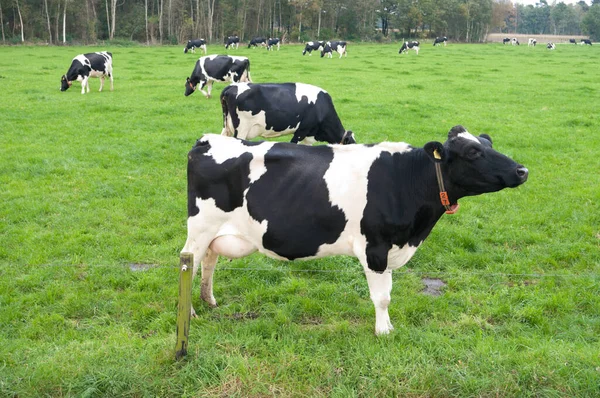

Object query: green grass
[1,42,599,397]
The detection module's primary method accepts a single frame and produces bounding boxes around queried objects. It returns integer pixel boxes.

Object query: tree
[582,3,600,40]
[376,0,397,37]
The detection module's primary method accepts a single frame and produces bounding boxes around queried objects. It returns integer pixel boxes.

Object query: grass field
[1,42,599,397]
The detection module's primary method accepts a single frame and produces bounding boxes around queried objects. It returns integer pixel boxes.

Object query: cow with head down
[220,82,355,145]
[181,125,528,335]
[60,51,113,95]
[185,55,251,99]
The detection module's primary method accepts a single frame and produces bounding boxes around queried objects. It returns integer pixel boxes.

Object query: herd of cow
[59,41,530,335]
[502,37,593,50]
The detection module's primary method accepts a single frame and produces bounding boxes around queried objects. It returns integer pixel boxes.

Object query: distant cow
[399,41,420,55]
[60,51,113,95]
[569,39,576,44]
[220,82,355,145]
[185,55,251,99]
[433,36,447,46]
[503,37,510,44]
[581,39,592,45]
[321,41,347,58]
[184,39,207,54]
[302,41,325,56]
[547,42,556,50]
[528,38,537,47]
[267,38,281,51]
[512,38,520,46]
[225,36,240,50]
[181,126,528,335]
[248,37,267,48]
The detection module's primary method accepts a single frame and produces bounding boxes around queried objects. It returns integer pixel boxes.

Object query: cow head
[340,131,356,145]
[424,125,528,198]
[185,77,196,96]
[60,75,72,91]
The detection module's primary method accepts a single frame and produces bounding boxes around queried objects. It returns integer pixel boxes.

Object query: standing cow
[433,36,447,46]
[60,51,113,95]
[267,38,281,51]
[399,41,420,55]
[321,41,347,58]
[502,37,511,44]
[581,39,592,45]
[528,38,537,47]
[181,125,528,335]
[302,41,325,56]
[248,37,267,48]
[225,36,240,49]
[185,55,251,99]
[184,39,207,54]
[220,82,355,145]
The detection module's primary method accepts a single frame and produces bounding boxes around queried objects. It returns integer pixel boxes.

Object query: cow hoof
[190,306,198,318]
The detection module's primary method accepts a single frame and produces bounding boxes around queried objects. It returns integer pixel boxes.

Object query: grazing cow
[248,37,267,48]
[581,39,592,45]
[267,38,281,51]
[528,38,537,47]
[185,55,251,99]
[225,36,240,50]
[220,82,355,145]
[184,39,207,54]
[302,41,325,56]
[60,51,113,95]
[547,42,556,50]
[321,41,347,58]
[503,37,511,44]
[181,125,528,335]
[512,38,520,46]
[399,41,420,55]
[433,36,447,46]
[569,39,576,44]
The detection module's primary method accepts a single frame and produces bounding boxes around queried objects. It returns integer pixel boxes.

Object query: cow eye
[467,147,482,160]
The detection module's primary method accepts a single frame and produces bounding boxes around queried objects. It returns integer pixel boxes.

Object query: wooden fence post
[175,252,193,360]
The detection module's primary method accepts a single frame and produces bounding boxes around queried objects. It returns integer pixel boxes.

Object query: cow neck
[434,161,459,214]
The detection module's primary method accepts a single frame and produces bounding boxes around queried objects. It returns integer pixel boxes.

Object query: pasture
[1,42,599,397]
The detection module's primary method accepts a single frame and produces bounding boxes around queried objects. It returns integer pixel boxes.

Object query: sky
[512,0,588,4]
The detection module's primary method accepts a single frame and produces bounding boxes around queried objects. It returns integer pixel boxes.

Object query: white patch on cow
[317,143,413,259]
[295,83,323,104]
[233,82,252,98]
[235,109,301,140]
[457,131,479,143]
[386,244,419,269]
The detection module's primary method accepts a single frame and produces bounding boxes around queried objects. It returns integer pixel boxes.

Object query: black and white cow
[433,36,447,46]
[569,39,576,44]
[581,39,592,45]
[302,41,325,56]
[185,55,251,98]
[184,39,207,54]
[220,82,355,145]
[60,51,113,95]
[399,41,420,55]
[225,36,240,49]
[547,42,556,50]
[502,37,511,44]
[321,41,347,58]
[528,38,537,47]
[181,125,528,335]
[512,38,520,46]
[267,38,281,51]
[248,37,267,48]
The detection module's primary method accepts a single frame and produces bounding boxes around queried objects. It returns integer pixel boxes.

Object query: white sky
[513,0,588,5]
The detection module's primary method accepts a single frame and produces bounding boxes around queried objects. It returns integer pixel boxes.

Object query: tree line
[1,0,599,45]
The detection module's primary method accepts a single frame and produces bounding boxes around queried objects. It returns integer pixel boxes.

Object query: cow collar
[433,149,459,215]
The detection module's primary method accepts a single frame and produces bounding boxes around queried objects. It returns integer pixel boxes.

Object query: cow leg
[198,81,209,98]
[364,270,394,335]
[99,76,105,92]
[206,81,214,98]
[81,77,88,94]
[109,73,114,91]
[200,248,219,307]
[299,136,316,145]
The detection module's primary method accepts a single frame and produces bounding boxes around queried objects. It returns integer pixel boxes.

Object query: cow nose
[516,167,529,182]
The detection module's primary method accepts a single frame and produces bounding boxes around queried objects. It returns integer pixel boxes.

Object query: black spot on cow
[246,144,347,259]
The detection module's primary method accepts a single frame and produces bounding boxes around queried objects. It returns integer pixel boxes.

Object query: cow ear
[479,134,493,146]
[424,141,446,163]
